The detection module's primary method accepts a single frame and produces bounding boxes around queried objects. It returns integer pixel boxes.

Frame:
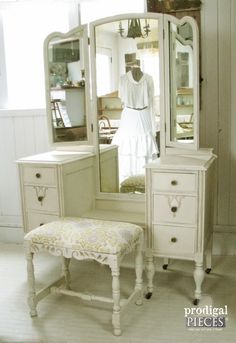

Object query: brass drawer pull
[171,180,178,186]
[171,206,178,213]
[35,173,41,179]
[171,237,177,243]
[38,196,44,203]
[34,186,47,206]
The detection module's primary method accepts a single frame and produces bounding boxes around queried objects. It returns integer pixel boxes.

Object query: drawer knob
[35,173,41,179]
[39,223,44,226]
[171,206,178,213]
[171,180,178,186]
[171,237,177,243]
[38,196,44,202]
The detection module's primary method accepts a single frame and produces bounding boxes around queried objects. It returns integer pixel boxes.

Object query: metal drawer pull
[35,173,41,179]
[34,186,48,206]
[39,223,44,226]
[171,180,178,186]
[171,206,178,213]
[171,237,177,243]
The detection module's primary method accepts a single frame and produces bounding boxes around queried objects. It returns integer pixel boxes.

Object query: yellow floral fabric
[24,217,143,255]
[120,175,145,193]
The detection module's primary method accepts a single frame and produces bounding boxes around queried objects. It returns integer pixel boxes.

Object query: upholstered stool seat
[24,217,144,336]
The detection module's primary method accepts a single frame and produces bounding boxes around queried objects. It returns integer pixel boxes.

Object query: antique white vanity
[17,12,216,305]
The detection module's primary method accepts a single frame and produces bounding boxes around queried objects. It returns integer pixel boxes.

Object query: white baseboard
[213,231,236,255]
[0,226,24,244]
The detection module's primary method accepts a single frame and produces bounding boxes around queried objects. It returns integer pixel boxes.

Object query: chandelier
[118,19,150,39]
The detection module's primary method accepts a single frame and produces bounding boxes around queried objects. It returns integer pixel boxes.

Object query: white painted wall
[201,0,236,249]
[0,109,50,242]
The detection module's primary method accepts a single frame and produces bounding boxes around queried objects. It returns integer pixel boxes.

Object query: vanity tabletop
[146,151,216,171]
[16,150,95,165]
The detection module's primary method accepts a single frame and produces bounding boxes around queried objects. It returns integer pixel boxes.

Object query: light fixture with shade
[118,19,151,39]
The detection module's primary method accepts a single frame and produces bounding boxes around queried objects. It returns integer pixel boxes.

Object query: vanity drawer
[153,194,197,225]
[153,225,196,256]
[152,172,196,193]
[23,166,57,186]
[24,186,59,212]
[27,212,59,231]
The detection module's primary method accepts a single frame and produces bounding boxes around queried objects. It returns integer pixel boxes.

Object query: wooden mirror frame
[44,25,93,150]
[89,13,164,200]
[163,15,199,154]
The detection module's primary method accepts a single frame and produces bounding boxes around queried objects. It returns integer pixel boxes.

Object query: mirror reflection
[95,18,160,194]
[169,21,194,143]
[47,35,87,142]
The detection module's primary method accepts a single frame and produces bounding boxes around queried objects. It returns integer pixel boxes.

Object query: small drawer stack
[17,151,96,232]
[151,171,197,259]
[145,154,216,303]
[20,165,60,230]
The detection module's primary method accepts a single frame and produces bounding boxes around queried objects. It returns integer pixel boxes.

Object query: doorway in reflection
[169,21,194,142]
[47,35,87,142]
[95,18,160,194]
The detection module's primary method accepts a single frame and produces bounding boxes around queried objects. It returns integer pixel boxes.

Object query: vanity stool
[24,217,144,336]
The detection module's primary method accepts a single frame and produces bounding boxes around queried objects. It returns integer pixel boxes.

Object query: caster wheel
[193,298,199,306]
[162,264,168,270]
[145,292,152,299]
[205,268,211,274]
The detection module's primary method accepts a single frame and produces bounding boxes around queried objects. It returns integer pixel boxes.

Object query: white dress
[112,71,158,182]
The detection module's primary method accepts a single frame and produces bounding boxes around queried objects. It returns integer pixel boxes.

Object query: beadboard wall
[1,0,236,254]
[0,109,50,242]
[200,0,236,253]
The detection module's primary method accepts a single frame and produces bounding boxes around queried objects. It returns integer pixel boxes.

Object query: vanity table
[17,12,216,304]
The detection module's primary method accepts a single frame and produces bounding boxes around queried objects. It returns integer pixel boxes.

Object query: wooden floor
[0,243,235,343]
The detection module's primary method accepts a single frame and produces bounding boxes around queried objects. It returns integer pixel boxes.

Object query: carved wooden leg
[145,252,155,299]
[193,261,205,305]
[205,236,213,274]
[111,264,121,336]
[135,240,143,306]
[62,257,71,289]
[26,251,38,317]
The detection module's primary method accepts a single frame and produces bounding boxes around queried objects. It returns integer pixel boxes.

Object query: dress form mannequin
[131,66,143,82]
[111,64,158,183]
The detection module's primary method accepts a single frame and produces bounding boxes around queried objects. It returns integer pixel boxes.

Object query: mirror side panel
[43,25,93,149]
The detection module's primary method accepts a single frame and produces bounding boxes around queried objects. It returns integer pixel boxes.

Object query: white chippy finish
[145,154,216,304]
[17,151,96,233]
[24,218,144,336]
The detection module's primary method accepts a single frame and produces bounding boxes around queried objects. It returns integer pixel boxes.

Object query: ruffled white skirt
[112,107,158,182]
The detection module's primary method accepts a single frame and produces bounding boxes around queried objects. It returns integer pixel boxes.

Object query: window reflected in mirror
[94,18,160,194]
[169,21,194,143]
[47,34,87,142]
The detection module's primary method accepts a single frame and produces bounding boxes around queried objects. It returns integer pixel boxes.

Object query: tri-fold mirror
[44,13,199,195]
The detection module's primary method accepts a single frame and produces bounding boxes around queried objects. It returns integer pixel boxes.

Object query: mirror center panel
[93,17,160,194]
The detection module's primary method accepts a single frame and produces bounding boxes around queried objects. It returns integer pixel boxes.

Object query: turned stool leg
[62,257,71,289]
[111,264,121,336]
[26,251,38,317]
[135,240,143,306]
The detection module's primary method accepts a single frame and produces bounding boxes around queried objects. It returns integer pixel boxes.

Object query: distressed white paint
[1,1,236,255]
